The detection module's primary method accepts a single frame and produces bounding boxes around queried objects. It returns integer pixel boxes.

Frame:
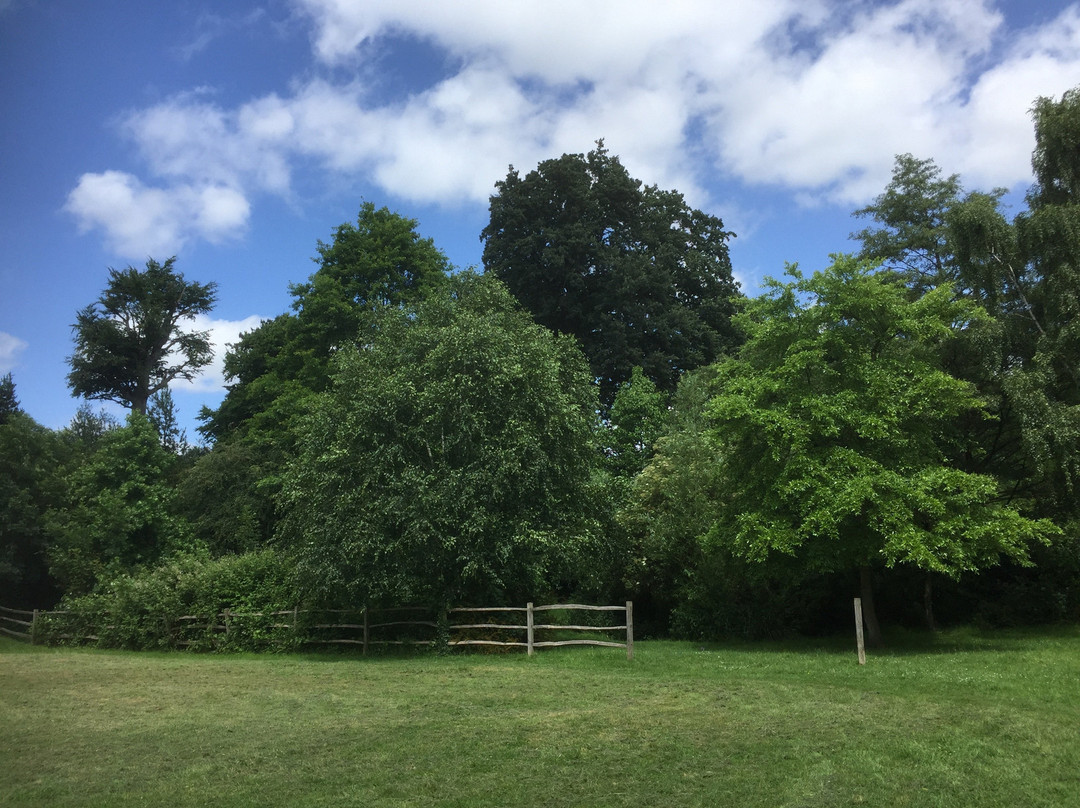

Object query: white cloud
[69,1,1080,253]
[65,170,250,259]
[0,331,28,373]
[958,5,1080,189]
[175,9,267,62]
[172,313,266,393]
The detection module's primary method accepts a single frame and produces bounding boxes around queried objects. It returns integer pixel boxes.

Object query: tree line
[2,90,1078,646]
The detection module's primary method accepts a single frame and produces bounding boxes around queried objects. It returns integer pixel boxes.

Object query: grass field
[2,627,1078,807]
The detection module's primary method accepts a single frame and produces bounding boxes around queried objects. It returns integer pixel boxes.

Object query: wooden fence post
[526,602,534,656]
[625,601,634,661]
[854,597,866,665]
[223,608,231,644]
[31,609,39,646]
[363,605,369,656]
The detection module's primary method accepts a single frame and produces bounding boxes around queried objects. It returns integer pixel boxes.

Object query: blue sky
[2,0,1079,439]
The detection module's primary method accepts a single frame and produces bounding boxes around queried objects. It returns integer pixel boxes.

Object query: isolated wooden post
[223,608,232,644]
[854,597,866,665]
[626,601,634,661]
[31,609,39,646]
[527,602,534,656]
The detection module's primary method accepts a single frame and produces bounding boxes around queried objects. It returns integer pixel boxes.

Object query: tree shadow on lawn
[693,623,1080,658]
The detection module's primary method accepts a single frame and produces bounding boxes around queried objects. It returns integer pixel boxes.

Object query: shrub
[45,549,299,651]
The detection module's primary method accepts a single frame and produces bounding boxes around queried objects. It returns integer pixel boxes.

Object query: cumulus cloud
[65,171,250,259]
[69,0,1080,252]
[0,331,28,373]
[279,0,1080,201]
[171,313,266,393]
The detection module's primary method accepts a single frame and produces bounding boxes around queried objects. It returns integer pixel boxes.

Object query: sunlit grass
[2,627,1078,807]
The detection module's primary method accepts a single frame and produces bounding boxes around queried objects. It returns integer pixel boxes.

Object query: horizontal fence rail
[0,605,37,642]
[448,602,633,659]
[0,602,633,659]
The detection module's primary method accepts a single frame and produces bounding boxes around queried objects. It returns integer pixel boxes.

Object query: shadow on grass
[693,623,1080,658]
[5,623,1077,663]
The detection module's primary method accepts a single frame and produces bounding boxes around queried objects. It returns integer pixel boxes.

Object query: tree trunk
[923,571,937,632]
[859,565,883,647]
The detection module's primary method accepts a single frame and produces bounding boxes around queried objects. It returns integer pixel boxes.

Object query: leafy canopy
[68,257,217,415]
[278,271,603,607]
[482,143,741,405]
[704,256,1056,579]
[46,412,188,595]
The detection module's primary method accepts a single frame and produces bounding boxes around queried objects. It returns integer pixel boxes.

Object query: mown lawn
[2,627,1078,807]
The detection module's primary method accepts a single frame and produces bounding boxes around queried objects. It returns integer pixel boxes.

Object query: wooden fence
[449,602,633,659]
[0,605,40,643]
[0,602,634,659]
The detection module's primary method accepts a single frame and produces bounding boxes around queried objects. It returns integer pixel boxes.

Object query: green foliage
[605,366,669,479]
[61,402,119,447]
[482,143,741,404]
[147,388,188,454]
[202,203,451,444]
[0,372,18,424]
[854,94,1080,525]
[617,369,717,627]
[173,442,274,555]
[47,549,298,651]
[0,412,65,608]
[288,200,451,381]
[67,257,217,415]
[278,271,605,608]
[704,256,1056,580]
[1029,87,1080,208]
[196,206,452,549]
[46,412,190,595]
[853,153,962,292]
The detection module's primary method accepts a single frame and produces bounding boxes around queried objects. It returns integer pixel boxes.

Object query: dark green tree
[60,404,119,450]
[288,201,451,384]
[278,272,604,608]
[147,388,188,454]
[703,257,1056,645]
[173,442,275,555]
[855,89,1080,522]
[0,410,65,607]
[482,143,741,404]
[68,257,217,415]
[852,153,963,294]
[196,205,451,550]
[200,204,450,444]
[1015,88,1080,484]
[0,372,18,425]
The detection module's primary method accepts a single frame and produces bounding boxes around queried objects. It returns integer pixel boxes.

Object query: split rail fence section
[0,602,634,659]
[449,602,633,659]
[0,605,40,643]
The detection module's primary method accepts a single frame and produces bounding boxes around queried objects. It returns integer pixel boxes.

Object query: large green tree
[1012,88,1080,510]
[702,257,1056,645]
[0,390,66,607]
[68,257,217,415]
[201,204,450,443]
[46,412,188,595]
[481,144,741,404]
[195,205,451,552]
[854,89,1080,521]
[278,272,605,608]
